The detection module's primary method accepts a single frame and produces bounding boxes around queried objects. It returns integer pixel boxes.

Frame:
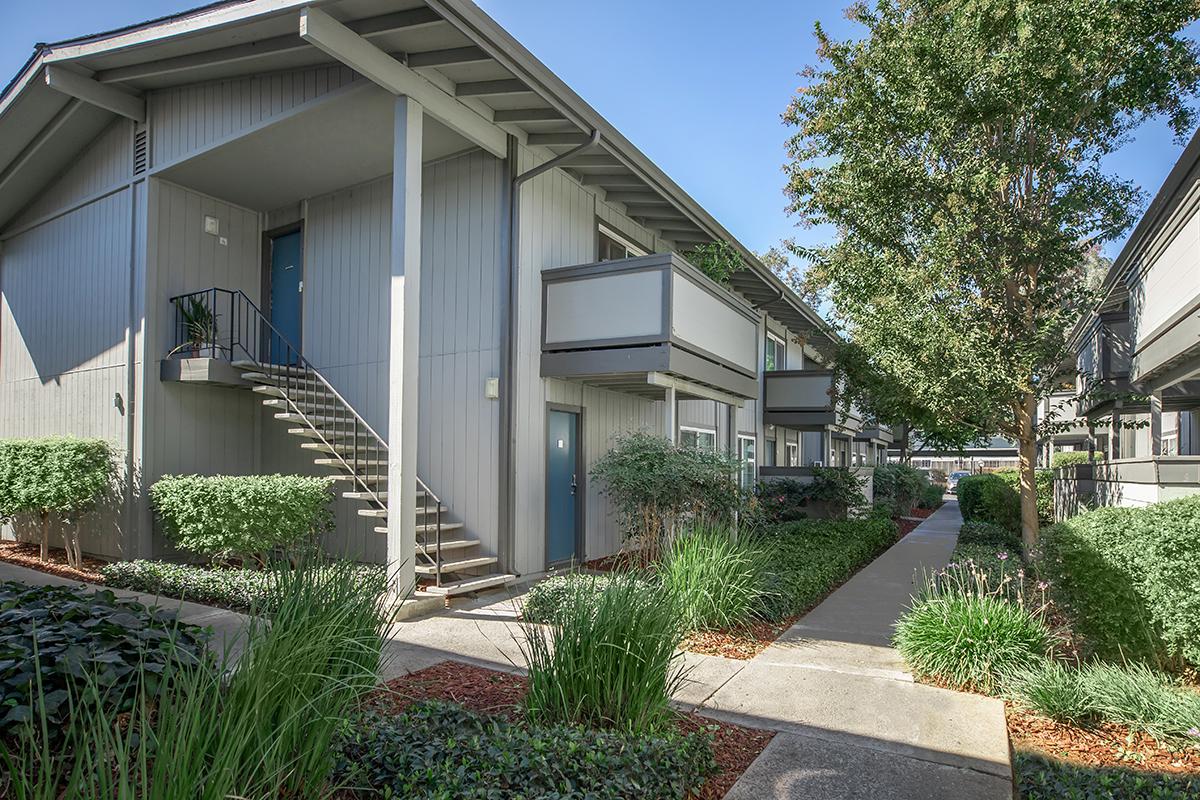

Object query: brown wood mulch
[682,615,801,660]
[0,540,106,584]
[371,660,775,799]
[1007,707,1200,776]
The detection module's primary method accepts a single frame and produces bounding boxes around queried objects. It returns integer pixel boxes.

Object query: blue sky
[5,1,1196,262]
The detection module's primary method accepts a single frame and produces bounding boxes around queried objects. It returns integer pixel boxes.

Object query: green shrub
[804,466,868,519]
[893,568,1053,693]
[916,483,945,510]
[334,701,716,799]
[1006,660,1200,744]
[957,473,1020,531]
[521,571,686,734]
[520,572,629,625]
[873,463,928,516]
[751,478,810,524]
[1015,751,1200,800]
[0,582,208,736]
[756,513,897,621]
[2,558,389,797]
[1041,496,1200,668]
[100,559,383,614]
[0,437,114,566]
[591,432,741,561]
[996,468,1053,524]
[149,474,334,561]
[1050,450,1101,470]
[657,527,771,631]
[958,520,1023,551]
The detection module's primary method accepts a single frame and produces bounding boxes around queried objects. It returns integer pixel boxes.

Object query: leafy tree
[682,241,742,285]
[784,0,1200,552]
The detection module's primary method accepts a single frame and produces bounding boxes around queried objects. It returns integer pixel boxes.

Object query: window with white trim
[679,426,716,451]
[597,223,648,262]
[786,442,799,467]
[765,332,785,372]
[738,435,756,488]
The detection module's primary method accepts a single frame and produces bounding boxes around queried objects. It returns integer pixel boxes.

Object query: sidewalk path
[710,500,1012,799]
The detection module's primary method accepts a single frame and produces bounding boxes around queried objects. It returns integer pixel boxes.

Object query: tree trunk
[1016,396,1040,556]
[39,511,49,561]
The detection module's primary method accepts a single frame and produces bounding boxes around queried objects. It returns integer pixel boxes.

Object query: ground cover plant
[150,473,334,563]
[1038,496,1200,670]
[0,582,208,736]
[335,701,716,799]
[1015,751,1200,800]
[0,557,390,798]
[0,437,114,567]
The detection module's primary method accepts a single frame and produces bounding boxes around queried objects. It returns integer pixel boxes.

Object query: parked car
[947,471,971,493]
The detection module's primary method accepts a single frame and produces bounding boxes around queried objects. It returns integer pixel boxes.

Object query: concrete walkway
[712,500,1012,799]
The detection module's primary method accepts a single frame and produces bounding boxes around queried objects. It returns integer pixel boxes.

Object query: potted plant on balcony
[169,297,219,359]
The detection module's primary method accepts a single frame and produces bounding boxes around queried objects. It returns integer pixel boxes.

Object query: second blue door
[546,410,580,565]
[268,229,303,363]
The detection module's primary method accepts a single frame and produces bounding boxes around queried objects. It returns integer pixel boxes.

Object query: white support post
[664,385,678,444]
[387,95,423,596]
[1150,391,1163,457]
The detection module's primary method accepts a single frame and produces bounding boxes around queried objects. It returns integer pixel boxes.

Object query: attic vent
[132,128,149,176]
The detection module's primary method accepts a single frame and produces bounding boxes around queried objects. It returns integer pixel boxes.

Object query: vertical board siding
[149,66,361,167]
[141,180,261,558]
[0,188,133,558]
[511,143,666,575]
[9,121,133,232]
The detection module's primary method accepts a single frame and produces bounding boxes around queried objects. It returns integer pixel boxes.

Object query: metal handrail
[168,287,445,585]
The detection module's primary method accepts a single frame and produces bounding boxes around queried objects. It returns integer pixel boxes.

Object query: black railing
[168,287,446,586]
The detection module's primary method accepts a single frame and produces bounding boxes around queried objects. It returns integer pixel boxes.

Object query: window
[679,426,716,451]
[738,435,756,488]
[765,333,785,372]
[763,439,777,467]
[597,223,647,262]
[786,442,799,467]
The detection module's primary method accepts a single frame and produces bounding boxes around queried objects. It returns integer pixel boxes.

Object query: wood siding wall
[0,120,138,559]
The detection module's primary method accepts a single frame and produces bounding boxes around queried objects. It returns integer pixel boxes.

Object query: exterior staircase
[171,287,515,598]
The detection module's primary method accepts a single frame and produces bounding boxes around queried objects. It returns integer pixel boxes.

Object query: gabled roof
[0,0,836,352]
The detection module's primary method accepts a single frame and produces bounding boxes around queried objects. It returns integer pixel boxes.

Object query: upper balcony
[1077,311,1138,417]
[856,422,895,445]
[762,370,863,434]
[540,252,759,401]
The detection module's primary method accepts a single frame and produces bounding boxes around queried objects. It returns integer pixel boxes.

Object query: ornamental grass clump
[521,571,687,735]
[1,557,390,798]
[1006,660,1200,745]
[657,526,771,631]
[893,563,1054,694]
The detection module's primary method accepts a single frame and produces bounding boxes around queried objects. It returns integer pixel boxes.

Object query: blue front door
[268,230,303,363]
[546,410,580,565]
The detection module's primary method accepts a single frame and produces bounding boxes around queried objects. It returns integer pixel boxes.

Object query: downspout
[497,129,599,573]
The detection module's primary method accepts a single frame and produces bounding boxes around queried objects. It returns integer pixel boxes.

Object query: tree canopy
[784,0,1200,548]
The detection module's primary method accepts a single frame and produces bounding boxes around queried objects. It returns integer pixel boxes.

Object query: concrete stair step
[242,371,323,386]
[373,521,464,535]
[286,427,377,444]
[301,441,385,456]
[357,508,388,519]
[342,490,390,501]
[415,556,497,575]
[415,537,479,555]
[328,473,387,485]
[420,573,516,597]
[232,359,308,377]
[313,457,387,468]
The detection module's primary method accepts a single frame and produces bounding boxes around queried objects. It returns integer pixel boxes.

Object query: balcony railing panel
[762,370,862,433]
[541,252,759,399]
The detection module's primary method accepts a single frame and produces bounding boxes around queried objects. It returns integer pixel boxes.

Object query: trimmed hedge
[0,437,114,565]
[334,701,716,799]
[0,581,208,735]
[957,473,1020,530]
[101,559,385,614]
[757,513,898,621]
[1050,450,1101,469]
[1040,495,1200,668]
[996,468,1053,524]
[150,474,334,561]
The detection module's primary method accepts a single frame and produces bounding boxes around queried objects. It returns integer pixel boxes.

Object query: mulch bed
[1007,707,1200,776]
[908,507,936,519]
[681,614,801,660]
[896,517,921,538]
[372,660,775,799]
[0,540,106,584]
